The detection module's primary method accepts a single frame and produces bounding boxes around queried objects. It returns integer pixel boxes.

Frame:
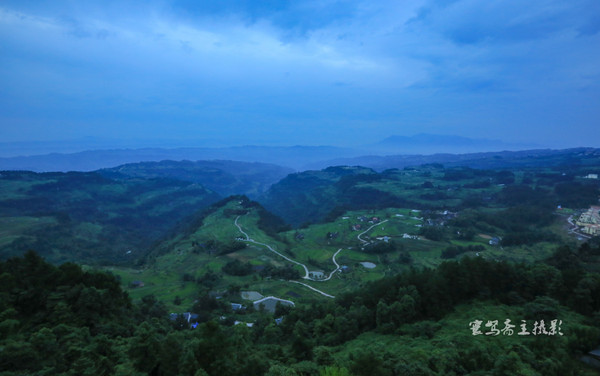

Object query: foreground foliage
[1,242,600,375]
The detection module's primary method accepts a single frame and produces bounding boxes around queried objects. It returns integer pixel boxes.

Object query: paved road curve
[235,216,310,278]
[357,219,389,244]
[234,215,339,298]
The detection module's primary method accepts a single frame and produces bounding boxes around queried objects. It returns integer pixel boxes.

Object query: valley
[1,149,600,375]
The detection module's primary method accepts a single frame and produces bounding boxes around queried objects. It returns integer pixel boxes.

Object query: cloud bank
[1,0,599,148]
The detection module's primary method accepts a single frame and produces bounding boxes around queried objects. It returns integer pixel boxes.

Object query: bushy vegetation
[440,244,485,259]
[2,243,600,375]
[0,170,220,265]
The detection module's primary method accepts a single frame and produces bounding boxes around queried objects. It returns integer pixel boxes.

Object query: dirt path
[234,215,338,298]
[320,248,343,281]
[357,219,389,244]
[235,216,310,278]
[288,280,335,298]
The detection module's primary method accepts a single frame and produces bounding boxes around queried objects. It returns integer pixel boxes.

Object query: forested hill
[307,147,600,171]
[258,166,382,227]
[258,162,600,228]
[143,195,290,263]
[0,170,220,265]
[99,159,293,198]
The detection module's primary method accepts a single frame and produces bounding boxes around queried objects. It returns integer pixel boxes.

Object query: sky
[1,0,599,150]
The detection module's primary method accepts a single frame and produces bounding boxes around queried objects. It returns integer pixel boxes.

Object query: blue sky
[1,0,599,149]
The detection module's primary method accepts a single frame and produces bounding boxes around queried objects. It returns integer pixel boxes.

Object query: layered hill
[308,147,600,171]
[261,150,600,227]
[0,170,220,265]
[0,145,361,171]
[100,159,293,197]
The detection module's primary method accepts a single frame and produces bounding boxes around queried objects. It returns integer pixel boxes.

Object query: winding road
[235,216,310,278]
[234,215,342,298]
[357,219,389,244]
[320,248,343,281]
[288,280,335,298]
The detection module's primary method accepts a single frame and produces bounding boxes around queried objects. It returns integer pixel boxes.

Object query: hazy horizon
[0,132,548,159]
[1,1,599,150]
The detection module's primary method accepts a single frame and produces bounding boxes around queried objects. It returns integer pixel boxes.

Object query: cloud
[411,0,600,44]
[0,0,599,147]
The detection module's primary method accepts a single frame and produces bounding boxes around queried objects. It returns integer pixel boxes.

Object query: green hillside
[259,163,600,232]
[100,159,293,197]
[0,170,220,265]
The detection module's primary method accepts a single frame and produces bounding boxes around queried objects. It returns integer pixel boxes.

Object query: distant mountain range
[0,133,550,172]
[372,133,538,154]
[0,145,360,171]
[306,148,600,171]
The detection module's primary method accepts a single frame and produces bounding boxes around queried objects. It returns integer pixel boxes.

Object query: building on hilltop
[576,206,600,236]
[253,296,295,313]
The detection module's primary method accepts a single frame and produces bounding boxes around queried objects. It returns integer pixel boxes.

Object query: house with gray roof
[253,296,295,313]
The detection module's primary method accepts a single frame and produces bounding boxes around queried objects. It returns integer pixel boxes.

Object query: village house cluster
[350,215,381,231]
[576,206,600,236]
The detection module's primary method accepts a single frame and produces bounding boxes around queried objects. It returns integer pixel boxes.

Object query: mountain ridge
[0,134,549,172]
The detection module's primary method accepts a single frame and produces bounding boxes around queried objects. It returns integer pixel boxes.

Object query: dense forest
[2,240,600,375]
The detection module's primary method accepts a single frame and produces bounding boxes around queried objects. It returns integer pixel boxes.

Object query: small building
[185,313,199,323]
[576,206,600,235]
[589,348,600,361]
[231,303,244,311]
[130,280,144,288]
[581,347,600,369]
[309,271,325,279]
[169,312,199,326]
[489,237,501,246]
[234,321,254,327]
[253,296,295,313]
[209,291,224,299]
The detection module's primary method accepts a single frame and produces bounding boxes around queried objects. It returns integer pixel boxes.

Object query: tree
[265,364,299,376]
[128,322,162,374]
[179,339,201,376]
[350,350,388,376]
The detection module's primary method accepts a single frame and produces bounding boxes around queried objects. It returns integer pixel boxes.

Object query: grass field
[0,216,57,248]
